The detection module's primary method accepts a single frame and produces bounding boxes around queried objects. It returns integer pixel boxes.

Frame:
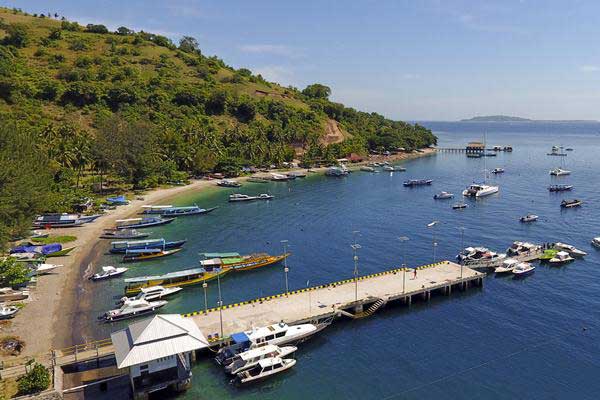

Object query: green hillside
[0,7,436,245]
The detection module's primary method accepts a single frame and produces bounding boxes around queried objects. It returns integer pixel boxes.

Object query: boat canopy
[201,252,240,258]
[141,205,173,209]
[221,257,245,265]
[231,332,250,345]
[124,267,211,283]
[116,218,143,223]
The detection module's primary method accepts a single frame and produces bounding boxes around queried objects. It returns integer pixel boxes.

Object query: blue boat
[109,238,187,254]
[115,217,175,230]
[106,195,129,206]
[159,205,218,217]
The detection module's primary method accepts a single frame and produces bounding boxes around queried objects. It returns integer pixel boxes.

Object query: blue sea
[84,122,600,399]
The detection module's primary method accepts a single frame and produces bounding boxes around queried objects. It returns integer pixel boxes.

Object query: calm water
[88,122,600,399]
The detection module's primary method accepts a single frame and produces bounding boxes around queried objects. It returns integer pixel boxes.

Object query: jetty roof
[111,314,208,368]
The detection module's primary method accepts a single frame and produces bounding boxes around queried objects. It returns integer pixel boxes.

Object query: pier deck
[186,260,484,339]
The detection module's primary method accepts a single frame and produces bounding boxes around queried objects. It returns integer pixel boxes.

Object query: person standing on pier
[413,269,417,279]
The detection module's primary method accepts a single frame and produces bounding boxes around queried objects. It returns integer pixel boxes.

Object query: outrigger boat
[229,194,274,202]
[122,248,182,262]
[123,266,229,295]
[115,217,174,230]
[141,205,174,214]
[33,213,100,228]
[100,228,150,240]
[199,252,289,272]
[159,205,218,217]
[110,238,186,254]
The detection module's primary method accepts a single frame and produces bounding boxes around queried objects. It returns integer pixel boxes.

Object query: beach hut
[111,314,208,400]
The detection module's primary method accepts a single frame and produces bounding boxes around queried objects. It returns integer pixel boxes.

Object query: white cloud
[580,65,600,72]
[239,44,298,58]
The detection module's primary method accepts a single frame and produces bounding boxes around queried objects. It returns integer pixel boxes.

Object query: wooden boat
[124,266,230,295]
[122,248,182,262]
[560,199,582,208]
[115,217,175,230]
[46,246,75,257]
[159,205,218,217]
[140,205,174,214]
[110,238,186,254]
[229,194,273,202]
[403,179,433,187]
[32,213,87,228]
[100,229,150,240]
[247,177,270,183]
[199,252,289,271]
[217,179,242,187]
[0,288,29,302]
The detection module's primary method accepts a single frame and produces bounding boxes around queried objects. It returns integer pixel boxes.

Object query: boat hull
[122,248,182,262]
[116,218,175,230]
[124,268,230,295]
[229,254,289,271]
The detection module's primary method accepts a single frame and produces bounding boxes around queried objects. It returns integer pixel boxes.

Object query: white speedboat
[492,168,504,174]
[229,193,273,202]
[495,258,519,274]
[216,322,323,366]
[452,202,467,209]
[506,241,542,257]
[592,237,600,249]
[457,246,506,268]
[31,263,62,275]
[225,345,297,375]
[90,266,128,281]
[550,168,570,176]
[462,183,499,197]
[233,357,296,385]
[520,214,538,223]
[512,262,535,276]
[119,285,182,304]
[101,298,167,322]
[553,242,587,257]
[548,251,574,265]
[0,304,19,320]
[361,166,376,172]
[325,166,348,177]
[433,191,454,200]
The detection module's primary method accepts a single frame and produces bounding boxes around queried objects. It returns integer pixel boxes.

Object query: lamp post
[202,282,208,314]
[427,221,439,263]
[306,280,311,314]
[281,240,289,295]
[217,271,223,339]
[398,236,409,293]
[351,243,361,302]
[458,226,465,280]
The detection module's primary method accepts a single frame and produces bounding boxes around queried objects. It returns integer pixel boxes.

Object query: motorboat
[548,184,573,192]
[550,168,571,176]
[504,146,513,152]
[483,152,497,157]
[217,179,242,187]
[493,146,503,151]
[119,285,182,304]
[553,242,586,257]
[229,193,274,202]
[520,214,538,223]
[90,266,128,281]
[506,241,542,257]
[592,237,600,249]
[110,238,186,254]
[0,305,19,320]
[216,322,324,366]
[140,205,174,214]
[233,357,296,385]
[560,199,582,208]
[270,173,292,181]
[433,191,454,200]
[122,248,182,262]
[325,166,348,177]
[452,202,467,209]
[32,213,88,228]
[99,228,150,240]
[491,168,504,174]
[462,183,499,197]
[287,171,306,178]
[565,148,573,151]
[360,166,376,172]
[0,288,29,302]
[495,258,519,274]
[548,251,574,265]
[403,179,433,187]
[512,262,535,276]
[225,345,297,375]
[457,246,506,268]
[31,263,62,275]
[101,298,167,322]
[115,217,175,230]
[160,205,218,217]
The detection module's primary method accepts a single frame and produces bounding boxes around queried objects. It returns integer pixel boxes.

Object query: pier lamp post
[217,271,224,339]
[427,221,439,263]
[351,243,362,302]
[306,280,311,314]
[202,282,208,314]
[458,227,466,280]
[281,240,289,295]
[398,236,409,293]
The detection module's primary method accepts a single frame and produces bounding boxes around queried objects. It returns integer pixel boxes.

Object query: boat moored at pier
[199,252,289,271]
[123,266,229,295]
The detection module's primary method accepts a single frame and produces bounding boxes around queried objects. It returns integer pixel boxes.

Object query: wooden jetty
[0,261,483,380]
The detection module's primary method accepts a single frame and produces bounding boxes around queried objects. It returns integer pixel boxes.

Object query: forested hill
[0,7,436,244]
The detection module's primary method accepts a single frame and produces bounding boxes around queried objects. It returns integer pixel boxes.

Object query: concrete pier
[185,260,484,339]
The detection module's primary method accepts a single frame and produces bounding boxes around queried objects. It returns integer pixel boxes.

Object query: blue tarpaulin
[230,332,250,344]
[10,245,37,254]
[40,243,62,255]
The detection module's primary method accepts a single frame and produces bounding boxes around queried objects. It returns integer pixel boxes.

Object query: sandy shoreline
[1,148,435,359]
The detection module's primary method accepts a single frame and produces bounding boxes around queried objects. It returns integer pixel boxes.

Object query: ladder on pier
[349,298,387,319]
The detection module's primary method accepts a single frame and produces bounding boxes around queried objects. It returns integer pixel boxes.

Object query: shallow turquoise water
[88,122,600,399]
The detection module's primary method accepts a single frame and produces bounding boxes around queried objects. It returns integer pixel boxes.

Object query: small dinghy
[560,199,582,208]
[452,202,467,209]
[434,191,454,200]
[591,237,600,249]
[90,266,128,281]
[492,167,505,174]
[0,304,19,320]
[232,357,296,385]
[520,214,538,223]
[512,262,535,276]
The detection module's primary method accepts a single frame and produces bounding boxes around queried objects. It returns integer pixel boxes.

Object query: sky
[4,0,600,121]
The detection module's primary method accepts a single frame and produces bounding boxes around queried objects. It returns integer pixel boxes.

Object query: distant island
[461,115,598,123]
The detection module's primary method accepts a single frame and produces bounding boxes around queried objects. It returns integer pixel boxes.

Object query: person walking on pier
[413,269,417,279]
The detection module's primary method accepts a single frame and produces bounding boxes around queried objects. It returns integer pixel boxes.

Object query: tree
[302,83,331,99]
[3,23,29,48]
[205,90,228,115]
[18,363,51,395]
[116,26,133,35]
[60,82,99,106]
[85,24,109,34]
[0,258,30,287]
[179,36,200,54]
[105,87,138,110]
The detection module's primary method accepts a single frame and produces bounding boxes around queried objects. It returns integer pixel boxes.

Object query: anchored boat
[217,179,242,188]
[229,194,274,202]
[403,179,432,187]
[225,345,297,375]
[100,228,150,240]
[433,191,454,200]
[140,205,174,214]
[520,214,538,223]
[123,266,229,295]
[115,217,175,230]
[159,205,218,217]
[122,248,182,262]
[199,252,289,272]
[110,238,186,254]
[553,242,586,257]
[548,184,573,192]
[560,199,582,208]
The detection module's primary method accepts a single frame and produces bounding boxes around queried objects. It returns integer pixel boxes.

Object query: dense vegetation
[0,7,436,247]
[17,362,51,395]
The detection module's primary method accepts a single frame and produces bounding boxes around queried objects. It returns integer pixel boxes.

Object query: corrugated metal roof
[111,314,208,369]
